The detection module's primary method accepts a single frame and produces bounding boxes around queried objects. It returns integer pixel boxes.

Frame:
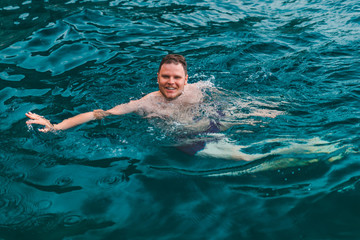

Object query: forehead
[158,63,186,75]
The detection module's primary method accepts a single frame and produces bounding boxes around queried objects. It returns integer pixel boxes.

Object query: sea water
[0,0,359,239]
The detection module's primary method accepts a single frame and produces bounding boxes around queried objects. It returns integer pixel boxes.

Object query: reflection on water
[1,0,360,239]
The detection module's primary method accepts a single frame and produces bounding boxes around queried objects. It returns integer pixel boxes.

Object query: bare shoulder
[181,83,204,103]
[134,91,162,110]
[140,91,162,102]
[184,83,203,93]
[143,91,161,98]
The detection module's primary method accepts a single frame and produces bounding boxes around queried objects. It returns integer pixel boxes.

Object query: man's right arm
[25,97,145,132]
[26,111,96,132]
[105,99,141,116]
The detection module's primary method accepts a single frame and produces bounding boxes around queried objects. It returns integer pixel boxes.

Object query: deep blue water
[1,0,360,239]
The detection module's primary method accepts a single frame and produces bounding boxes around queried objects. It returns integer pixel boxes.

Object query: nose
[168,77,175,84]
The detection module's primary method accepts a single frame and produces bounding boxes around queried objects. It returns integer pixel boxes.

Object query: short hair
[158,54,187,75]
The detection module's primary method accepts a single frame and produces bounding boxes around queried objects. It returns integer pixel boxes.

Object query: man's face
[157,63,188,100]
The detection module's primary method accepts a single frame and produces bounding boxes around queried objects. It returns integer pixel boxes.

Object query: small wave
[97,175,123,188]
[152,137,352,178]
[0,192,29,225]
[0,212,114,239]
[22,179,82,194]
[230,183,311,198]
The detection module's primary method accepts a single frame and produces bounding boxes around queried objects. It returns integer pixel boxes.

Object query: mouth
[161,86,183,100]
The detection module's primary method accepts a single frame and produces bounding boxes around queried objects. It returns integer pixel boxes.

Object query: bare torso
[138,83,205,122]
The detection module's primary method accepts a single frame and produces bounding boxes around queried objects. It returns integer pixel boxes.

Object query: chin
[165,95,178,100]
[160,90,181,100]
[165,93,181,100]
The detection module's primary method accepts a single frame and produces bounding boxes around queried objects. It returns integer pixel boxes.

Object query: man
[26,54,208,132]
[26,54,290,160]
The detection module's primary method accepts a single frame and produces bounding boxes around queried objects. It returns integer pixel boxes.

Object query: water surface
[0,0,360,239]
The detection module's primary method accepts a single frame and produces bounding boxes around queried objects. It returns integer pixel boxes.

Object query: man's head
[157,54,188,100]
[158,54,187,75]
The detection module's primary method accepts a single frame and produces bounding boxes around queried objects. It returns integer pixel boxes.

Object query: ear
[185,74,188,85]
[157,72,160,84]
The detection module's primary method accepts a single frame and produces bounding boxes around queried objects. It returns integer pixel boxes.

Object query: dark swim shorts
[176,120,222,155]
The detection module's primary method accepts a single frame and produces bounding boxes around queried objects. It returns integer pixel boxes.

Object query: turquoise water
[1,0,360,239]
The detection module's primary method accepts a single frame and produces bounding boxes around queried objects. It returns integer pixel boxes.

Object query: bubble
[19,13,29,20]
[9,172,27,181]
[36,200,52,210]
[97,175,122,188]
[40,160,56,168]
[30,213,57,230]
[4,5,20,10]
[63,215,82,227]
[55,176,73,187]
[27,124,34,131]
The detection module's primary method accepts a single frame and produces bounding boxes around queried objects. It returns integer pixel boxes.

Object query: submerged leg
[196,137,344,161]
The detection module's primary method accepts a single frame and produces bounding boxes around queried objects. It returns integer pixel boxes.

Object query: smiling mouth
[165,87,176,90]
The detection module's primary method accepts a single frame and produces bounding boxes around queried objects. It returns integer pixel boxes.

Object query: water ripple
[230,183,311,198]
[22,179,82,194]
[1,0,360,238]
[97,175,123,188]
[0,10,117,76]
[62,214,82,227]
[0,192,29,225]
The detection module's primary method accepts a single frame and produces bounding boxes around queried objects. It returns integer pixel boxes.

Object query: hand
[25,112,55,132]
[93,109,110,120]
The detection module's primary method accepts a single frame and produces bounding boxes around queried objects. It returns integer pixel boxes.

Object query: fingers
[38,128,50,133]
[25,112,44,120]
[25,112,53,132]
[26,119,44,125]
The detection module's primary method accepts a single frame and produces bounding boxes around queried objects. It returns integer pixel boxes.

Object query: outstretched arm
[26,111,97,132]
[25,98,144,132]
[105,98,142,116]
